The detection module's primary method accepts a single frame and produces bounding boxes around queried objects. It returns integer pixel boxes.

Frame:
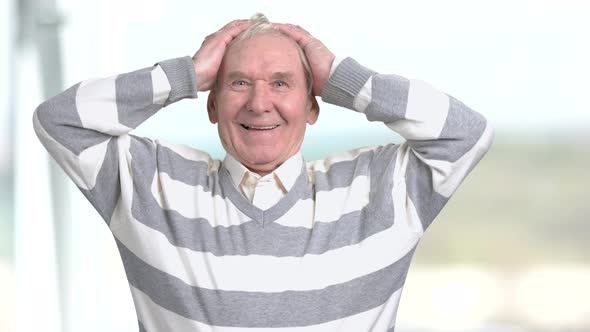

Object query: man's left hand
[274,23,335,97]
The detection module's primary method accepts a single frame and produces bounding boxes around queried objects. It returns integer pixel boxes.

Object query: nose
[246,82,273,113]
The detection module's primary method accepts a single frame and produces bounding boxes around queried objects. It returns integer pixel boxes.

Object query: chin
[243,150,284,169]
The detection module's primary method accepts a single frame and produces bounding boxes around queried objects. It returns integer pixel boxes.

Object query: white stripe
[270,175,370,228]
[306,145,379,175]
[157,139,218,167]
[313,175,370,224]
[131,285,402,331]
[275,198,314,227]
[151,172,251,227]
[76,76,133,135]
[151,65,171,105]
[110,196,420,292]
[392,143,411,184]
[391,142,426,234]
[354,76,372,113]
[419,122,494,198]
[77,139,110,189]
[32,112,109,191]
[394,177,426,236]
[112,134,137,232]
[151,172,370,228]
[386,79,449,140]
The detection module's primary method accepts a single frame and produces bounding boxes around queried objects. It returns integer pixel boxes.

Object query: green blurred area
[418,138,590,266]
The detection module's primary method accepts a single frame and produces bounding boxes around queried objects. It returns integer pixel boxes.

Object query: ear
[207,89,218,124]
[306,97,320,125]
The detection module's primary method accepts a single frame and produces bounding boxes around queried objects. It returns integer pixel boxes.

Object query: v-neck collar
[219,160,310,227]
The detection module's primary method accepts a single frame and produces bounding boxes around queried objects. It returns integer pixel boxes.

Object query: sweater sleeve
[322,57,494,232]
[32,56,198,224]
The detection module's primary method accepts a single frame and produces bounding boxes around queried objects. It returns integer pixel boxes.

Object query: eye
[273,81,288,88]
[230,79,251,90]
[232,80,248,86]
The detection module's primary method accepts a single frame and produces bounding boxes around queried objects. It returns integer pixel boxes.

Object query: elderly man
[34,14,493,332]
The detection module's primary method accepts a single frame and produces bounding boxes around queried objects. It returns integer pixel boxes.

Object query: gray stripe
[321,57,377,110]
[138,320,147,332]
[156,145,223,195]
[157,57,199,106]
[116,67,162,129]
[156,144,384,196]
[35,83,110,155]
[117,238,415,328]
[407,96,488,162]
[133,206,393,258]
[128,140,399,257]
[405,152,449,230]
[363,74,410,123]
[387,325,395,332]
[312,150,374,191]
[150,139,398,224]
[79,138,120,226]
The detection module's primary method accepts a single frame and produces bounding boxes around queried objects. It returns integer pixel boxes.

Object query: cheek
[282,98,312,127]
[215,98,242,125]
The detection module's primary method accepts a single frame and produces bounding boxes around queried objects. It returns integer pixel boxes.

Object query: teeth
[241,124,279,130]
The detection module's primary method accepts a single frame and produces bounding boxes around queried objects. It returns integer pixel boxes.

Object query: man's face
[208,34,319,175]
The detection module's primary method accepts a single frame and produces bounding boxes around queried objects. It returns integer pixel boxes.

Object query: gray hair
[234,13,277,41]
[229,13,314,96]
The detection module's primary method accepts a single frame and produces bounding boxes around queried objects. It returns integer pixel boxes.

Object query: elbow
[483,117,495,148]
[32,102,49,139]
[32,98,59,141]
[31,83,80,137]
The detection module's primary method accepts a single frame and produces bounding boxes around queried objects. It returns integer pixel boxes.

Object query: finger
[201,33,215,46]
[274,23,315,47]
[219,20,254,39]
[275,23,310,35]
[202,20,253,47]
[220,19,248,30]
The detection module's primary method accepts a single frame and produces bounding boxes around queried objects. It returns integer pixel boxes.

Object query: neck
[244,164,278,177]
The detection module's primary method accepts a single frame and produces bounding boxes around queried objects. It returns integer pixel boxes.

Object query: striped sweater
[33,56,494,331]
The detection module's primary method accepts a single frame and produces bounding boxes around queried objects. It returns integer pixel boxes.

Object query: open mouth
[240,124,280,131]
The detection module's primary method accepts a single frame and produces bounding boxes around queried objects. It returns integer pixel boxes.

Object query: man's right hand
[192,20,253,92]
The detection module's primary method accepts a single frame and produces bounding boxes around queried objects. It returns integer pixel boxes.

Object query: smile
[240,124,280,130]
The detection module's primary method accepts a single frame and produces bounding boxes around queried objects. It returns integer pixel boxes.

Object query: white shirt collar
[223,152,303,193]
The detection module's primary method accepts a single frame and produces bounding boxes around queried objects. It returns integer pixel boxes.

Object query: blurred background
[1,0,589,331]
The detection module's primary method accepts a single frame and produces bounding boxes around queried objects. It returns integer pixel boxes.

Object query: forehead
[220,34,304,79]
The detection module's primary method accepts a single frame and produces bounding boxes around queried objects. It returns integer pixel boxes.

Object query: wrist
[321,57,376,110]
[192,58,205,92]
[157,56,199,104]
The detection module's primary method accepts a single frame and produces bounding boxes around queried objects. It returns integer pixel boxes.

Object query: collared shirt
[223,152,303,209]
[222,58,346,209]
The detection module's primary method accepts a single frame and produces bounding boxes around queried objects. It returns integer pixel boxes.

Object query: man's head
[207,14,319,176]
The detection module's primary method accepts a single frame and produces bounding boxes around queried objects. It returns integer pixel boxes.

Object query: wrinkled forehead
[225,34,301,66]
[219,34,306,78]
[217,32,313,94]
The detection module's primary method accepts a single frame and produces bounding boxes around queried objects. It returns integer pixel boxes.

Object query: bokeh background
[1,0,589,331]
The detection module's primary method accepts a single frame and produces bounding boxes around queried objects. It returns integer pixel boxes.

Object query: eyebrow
[270,72,295,81]
[225,71,248,81]
[225,71,296,82]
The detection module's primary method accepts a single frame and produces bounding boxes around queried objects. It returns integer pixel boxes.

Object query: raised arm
[33,20,252,223]
[324,58,494,230]
[278,23,494,232]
